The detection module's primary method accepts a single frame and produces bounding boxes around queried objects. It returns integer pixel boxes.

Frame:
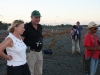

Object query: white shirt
[6,33,27,66]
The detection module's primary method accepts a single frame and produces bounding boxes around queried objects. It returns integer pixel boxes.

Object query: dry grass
[43,28,71,38]
[48,38,56,48]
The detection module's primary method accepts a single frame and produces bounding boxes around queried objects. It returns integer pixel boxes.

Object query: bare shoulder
[0,37,13,50]
[1,37,13,45]
[5,37,13,43]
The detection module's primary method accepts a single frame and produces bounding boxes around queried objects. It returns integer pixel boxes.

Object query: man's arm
[85,46,97,51]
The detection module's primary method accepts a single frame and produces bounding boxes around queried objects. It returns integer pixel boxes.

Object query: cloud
[66,19,73,21]
[56,16,59,18]
[0,15,4,18]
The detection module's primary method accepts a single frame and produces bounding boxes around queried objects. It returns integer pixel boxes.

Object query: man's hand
[95,46,100,50]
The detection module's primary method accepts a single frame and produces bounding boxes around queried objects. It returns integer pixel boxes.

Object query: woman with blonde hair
[0,20,31,75]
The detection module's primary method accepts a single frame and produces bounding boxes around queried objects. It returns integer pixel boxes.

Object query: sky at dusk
[0,0,100,25]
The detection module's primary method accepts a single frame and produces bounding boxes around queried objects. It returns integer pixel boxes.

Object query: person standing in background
[70,25,80,54]
[76,21,83,45]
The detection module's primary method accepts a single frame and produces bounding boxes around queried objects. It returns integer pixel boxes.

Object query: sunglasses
[94,27,98,30]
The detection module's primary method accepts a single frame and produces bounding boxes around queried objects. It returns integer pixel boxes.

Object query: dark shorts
[7,63,31,75]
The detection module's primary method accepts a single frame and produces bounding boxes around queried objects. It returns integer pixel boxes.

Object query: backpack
[72,30,79,41]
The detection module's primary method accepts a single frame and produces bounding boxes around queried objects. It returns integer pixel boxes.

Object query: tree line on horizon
[0,21,88,30]
[0,21,11,30]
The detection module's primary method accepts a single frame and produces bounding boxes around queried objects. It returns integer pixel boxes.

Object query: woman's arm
[70,30,73,35]
[0,38,13,60]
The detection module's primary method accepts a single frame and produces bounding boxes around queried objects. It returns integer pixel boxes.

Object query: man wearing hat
[83,21,100,75]
[21,10,43,75]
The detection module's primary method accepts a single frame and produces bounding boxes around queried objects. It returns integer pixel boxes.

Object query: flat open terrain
[0,28,100,75]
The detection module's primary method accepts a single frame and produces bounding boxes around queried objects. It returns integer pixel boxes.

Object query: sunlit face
[31,16,40,25]
[89,27,98,33]
[15,23,25,35]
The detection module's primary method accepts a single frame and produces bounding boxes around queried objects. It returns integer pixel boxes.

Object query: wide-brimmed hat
[87,21,98,29]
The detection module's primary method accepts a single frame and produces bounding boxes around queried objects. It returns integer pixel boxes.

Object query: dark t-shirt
[21,22,43,50]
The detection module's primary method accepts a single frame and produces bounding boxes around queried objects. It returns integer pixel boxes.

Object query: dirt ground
[0,28,100,75]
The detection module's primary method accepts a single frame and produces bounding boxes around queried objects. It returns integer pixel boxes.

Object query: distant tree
[61,24,64,27]
[0,21,2,25]
[0,21,11,30]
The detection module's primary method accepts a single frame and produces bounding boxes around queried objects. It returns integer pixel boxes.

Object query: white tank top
[6,33,27,66]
